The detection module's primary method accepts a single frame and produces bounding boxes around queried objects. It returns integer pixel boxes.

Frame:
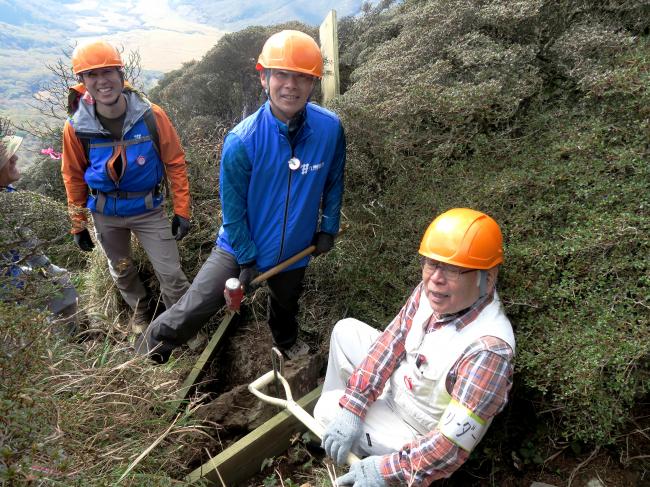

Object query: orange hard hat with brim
[256,30,323,78]
[419,208,503,269]
[72,41,123,75]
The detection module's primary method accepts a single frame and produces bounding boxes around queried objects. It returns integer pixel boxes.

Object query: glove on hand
[73,228,95,252]
[336,456,386,487]
[322,408,363,465]
[238,262,260,294]
[171,214,190,241]
[312,232,334,257]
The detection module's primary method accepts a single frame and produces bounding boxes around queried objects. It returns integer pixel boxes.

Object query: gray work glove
[322,408,363,465]
[73,228,95,252]
[336,456,386,487]
[312,231,334,257]
[238,261,260,294]
[171,214,190,241]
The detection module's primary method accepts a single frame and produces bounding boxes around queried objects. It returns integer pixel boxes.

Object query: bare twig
[544,445,569,465]
[567,446,600,487]
[118,412,183,483]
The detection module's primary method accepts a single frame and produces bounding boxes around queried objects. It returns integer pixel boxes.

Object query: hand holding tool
[225,227,347,311]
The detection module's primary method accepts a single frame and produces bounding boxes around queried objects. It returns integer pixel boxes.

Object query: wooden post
[319,9,340,105]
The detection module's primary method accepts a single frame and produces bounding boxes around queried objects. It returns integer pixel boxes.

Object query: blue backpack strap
[74,131,111,161]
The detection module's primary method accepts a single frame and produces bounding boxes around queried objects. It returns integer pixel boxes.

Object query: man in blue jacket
[138,30,346,362]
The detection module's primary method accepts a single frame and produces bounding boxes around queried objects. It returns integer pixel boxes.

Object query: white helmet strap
[478,270,488,298]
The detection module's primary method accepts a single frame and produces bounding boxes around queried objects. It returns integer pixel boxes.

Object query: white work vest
[387,289,515,436]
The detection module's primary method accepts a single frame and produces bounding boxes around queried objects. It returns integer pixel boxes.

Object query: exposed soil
[179,309,327,472]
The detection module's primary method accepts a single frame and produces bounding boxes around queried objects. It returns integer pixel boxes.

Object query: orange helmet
[419,208,503,269]
[72,41,123,75]
[256,30,323,78]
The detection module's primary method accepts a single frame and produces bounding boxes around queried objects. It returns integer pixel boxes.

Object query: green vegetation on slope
[326,0,650,448]
[5,0,649,484]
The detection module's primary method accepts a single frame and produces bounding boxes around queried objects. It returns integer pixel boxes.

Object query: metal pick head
[271,346,284,378]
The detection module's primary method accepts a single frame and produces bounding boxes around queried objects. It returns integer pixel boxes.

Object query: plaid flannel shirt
[340,282,514,485]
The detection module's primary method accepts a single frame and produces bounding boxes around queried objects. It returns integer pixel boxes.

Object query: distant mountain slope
[0,0,371,124]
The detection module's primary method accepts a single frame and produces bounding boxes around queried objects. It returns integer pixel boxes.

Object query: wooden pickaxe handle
[251,227,347,285]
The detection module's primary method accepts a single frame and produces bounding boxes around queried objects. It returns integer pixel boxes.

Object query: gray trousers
[144,246,240,354]
[92,207,189,311]
[143,246,306,356]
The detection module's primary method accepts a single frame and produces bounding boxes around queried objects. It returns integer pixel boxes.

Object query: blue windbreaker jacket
[216,101,346,272]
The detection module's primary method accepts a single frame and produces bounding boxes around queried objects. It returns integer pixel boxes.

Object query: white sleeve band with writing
[438,399,488,452]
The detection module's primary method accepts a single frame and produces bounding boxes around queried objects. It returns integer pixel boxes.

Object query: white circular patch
[288,157,301,170]
[137,155,146,166]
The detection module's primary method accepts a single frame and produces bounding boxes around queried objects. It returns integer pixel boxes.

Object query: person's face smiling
[81,67,124,107]
[261,69,315,122]
[421,258,480,316]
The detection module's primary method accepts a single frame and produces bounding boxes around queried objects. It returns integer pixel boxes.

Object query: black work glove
[312,232,335,257]
[171,215,191,241]
[239,261,260,294]
[74,228,95,252]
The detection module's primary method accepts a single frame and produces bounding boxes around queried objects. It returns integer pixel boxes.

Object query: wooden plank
[185,385,323,486]
[319,9,340,105]
[171,311,239,409]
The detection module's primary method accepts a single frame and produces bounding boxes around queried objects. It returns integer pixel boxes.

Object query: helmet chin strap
[264,68,272,100]
[105,71,126,106]
[264,68,292,122]
[477,270,488,298]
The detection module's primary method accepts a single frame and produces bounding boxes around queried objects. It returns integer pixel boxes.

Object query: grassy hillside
[5,0,649,484]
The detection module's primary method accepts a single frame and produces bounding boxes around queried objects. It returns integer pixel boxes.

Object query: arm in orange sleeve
[61,120,90,234]
[151,104,191,219]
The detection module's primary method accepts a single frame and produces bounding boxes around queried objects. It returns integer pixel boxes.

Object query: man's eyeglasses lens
[420,257,473,281]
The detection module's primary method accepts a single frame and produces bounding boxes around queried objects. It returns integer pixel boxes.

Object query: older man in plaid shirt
[315,208,515,486]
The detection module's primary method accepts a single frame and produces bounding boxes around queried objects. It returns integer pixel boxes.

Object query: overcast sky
[0,0,362,72]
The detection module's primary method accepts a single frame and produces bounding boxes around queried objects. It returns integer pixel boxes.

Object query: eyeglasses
[420,257,475,281]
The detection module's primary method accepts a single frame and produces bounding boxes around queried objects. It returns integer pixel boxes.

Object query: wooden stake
[319,10,340,105]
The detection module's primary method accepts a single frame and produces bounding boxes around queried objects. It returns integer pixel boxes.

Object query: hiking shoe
[131,306,151,334]
[134,333,171,365]
[280,338,310,360]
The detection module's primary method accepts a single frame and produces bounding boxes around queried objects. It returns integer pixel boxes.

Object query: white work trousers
[314,318,419,456]
[92,207,189,311]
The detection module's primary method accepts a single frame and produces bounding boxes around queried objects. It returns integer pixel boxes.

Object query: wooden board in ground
[171,310,239,409]
[185,385,322,486]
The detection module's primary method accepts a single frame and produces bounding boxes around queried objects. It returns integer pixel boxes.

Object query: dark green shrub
[323,0,650,448]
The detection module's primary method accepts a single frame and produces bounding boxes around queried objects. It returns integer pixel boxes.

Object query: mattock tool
[224,227,348,312]
[249,368,361,466]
